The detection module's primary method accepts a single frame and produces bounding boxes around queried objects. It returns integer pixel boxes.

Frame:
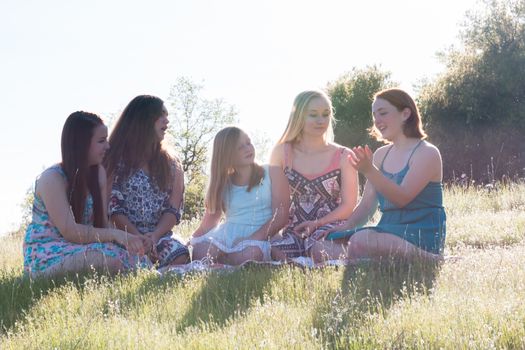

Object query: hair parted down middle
[206,126,265,214]
[104,95,180,192]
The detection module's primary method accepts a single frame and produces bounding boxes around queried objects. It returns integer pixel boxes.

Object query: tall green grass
[445,183,525,249]
[1,183,524,349]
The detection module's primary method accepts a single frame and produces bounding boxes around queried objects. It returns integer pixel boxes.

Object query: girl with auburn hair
[24,112,148,277]
[270,90,359,261]
[105,95,189,267]
[313,88,446,263]
[190,126,289,265]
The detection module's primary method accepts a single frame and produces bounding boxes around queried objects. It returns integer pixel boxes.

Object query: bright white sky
[0,0,478,234]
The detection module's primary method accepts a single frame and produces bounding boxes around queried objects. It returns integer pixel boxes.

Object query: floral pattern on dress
[23,165,150,276]
[109,163,188,267]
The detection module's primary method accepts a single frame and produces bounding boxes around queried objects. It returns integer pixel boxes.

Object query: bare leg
[220,246,264,265]
[191,242,223,263]
[270,246,289,262]
[270,235,303,262]
[36,250,127,278]
[170,253,190,265]
[348,230,442,262]
[310,239,349,264]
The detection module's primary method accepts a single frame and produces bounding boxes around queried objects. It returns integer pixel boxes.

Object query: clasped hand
[293,220,325,239]
[142,232,159,261]
[349,145,374,174]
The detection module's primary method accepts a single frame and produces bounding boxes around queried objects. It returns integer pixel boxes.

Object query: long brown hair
[370,88,427,141]
[105,95,173,191]
[61,111,105,227]
[206,127,264,214]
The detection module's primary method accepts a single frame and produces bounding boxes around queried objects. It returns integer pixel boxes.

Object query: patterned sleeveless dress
[109,162,189,267]
[271,144,346,258]
[328,141,447,254]
[24,165,150,276]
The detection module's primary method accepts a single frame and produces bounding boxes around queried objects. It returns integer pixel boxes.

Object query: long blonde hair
[206,126,265,214]
[278,90,336,144]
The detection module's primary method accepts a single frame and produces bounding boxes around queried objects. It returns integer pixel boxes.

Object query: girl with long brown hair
[23,112,148,277]
[105,95,189,267]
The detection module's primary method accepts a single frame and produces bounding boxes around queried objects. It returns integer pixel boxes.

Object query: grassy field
[1,183,524,349]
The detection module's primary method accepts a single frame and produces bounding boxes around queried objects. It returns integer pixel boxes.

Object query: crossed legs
[34,250,129,278]
[191,242,265,265]
[311,229,442,264]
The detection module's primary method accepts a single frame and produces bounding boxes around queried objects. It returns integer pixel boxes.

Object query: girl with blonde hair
[270,90,359,261]
[190,126,289,265]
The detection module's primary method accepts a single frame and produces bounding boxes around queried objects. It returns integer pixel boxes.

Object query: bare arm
[318,148,358,225]
[331,179,378,232]
[351,143,442,208]
[320,149,385,236]
[111,214,141,235]
[191,209,222,238]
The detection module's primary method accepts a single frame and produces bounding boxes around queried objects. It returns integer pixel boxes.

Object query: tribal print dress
[271,144,346,258]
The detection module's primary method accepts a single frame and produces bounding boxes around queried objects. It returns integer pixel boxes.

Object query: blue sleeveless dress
[328,141,446,254]
[190,165,273,261]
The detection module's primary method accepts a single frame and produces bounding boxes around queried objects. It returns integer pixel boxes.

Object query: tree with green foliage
[418,0,525,182]
[327,66,396,149]
[167,77,238,219]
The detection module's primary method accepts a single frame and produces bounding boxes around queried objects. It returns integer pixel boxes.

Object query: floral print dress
[109,163,189,267]
[23,165,149,276]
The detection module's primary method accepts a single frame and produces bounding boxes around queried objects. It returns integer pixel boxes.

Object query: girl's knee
[348,232,373,257]
[310,242,326,263]
[81,251,125,273]
[270,246,287,261]
[347,238,364,257]
[190,243,207,260]
[92,254,125,273]
[246,246,264,261]
[172,253,190,265]
[192,243,221,262]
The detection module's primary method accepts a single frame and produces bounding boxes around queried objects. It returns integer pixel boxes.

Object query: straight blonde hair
[206,126,265,214]
[278,90,336,144]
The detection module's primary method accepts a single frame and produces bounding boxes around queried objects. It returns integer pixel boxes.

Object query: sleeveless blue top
[329,141,446,254]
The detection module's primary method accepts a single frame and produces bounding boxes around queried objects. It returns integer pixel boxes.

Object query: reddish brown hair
[370,88,427,141]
